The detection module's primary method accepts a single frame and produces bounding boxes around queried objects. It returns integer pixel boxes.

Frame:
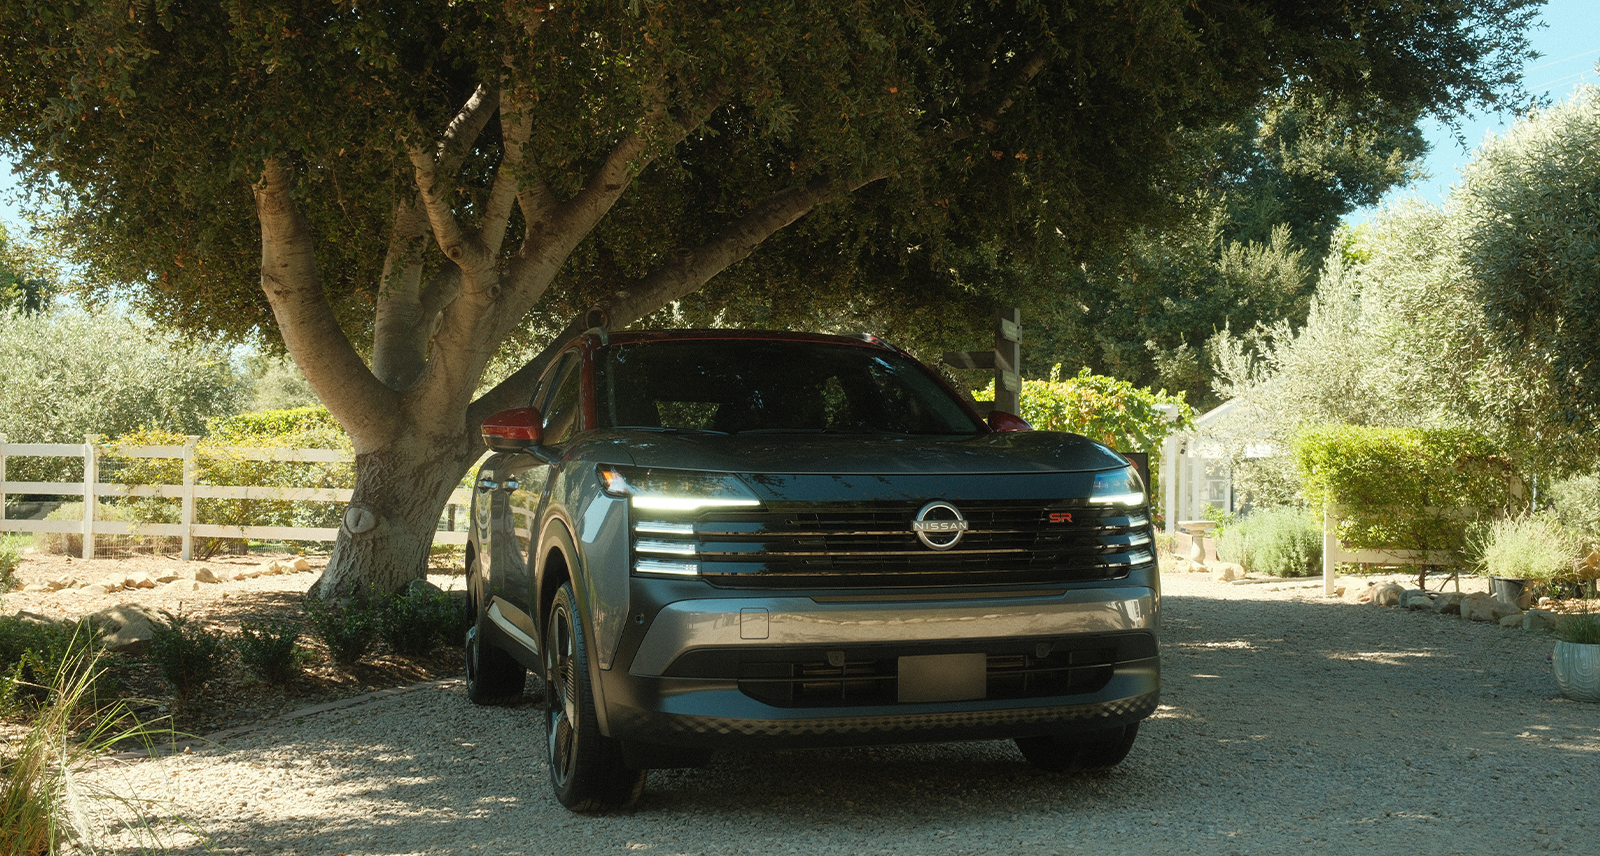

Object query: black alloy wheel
[463,558,526,705]
[1015,722,1141,773]
[544,581,646,811]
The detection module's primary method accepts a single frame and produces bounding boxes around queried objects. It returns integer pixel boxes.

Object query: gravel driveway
[88,573,1597,855]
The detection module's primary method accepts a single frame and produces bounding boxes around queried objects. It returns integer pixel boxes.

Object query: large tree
[0,0,1538,598]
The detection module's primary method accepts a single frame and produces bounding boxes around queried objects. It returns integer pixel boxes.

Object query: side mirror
[482,407,544,452]
[986,410,1033,433]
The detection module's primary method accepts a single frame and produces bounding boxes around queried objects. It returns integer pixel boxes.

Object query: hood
[572,429,1130,476]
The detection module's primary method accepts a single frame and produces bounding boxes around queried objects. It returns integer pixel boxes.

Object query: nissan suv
[464,329,1160,811]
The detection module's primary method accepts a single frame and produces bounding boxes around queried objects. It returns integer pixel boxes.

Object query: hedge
[1293,424,1516,556]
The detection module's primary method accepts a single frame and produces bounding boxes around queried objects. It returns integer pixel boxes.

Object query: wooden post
[82,434,100,560]
[0,433,7,526]
[1322,503,1337,597]
[1161,435,1178,535]
[181,435,199,561]
[993,308,1022,415]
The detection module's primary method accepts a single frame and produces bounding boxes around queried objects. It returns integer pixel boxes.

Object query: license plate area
[897,653,986,703]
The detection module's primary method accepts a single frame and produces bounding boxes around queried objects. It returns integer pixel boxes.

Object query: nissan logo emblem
[913,500,968,550]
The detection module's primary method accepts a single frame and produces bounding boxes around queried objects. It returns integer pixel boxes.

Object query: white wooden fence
[0,434,475,560]
[1321,503,1468,595]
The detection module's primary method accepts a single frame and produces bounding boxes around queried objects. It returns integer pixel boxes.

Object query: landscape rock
[1432,592,1466,615]
[154,573,182,584]
[87,603,170,653]
[1372,583,1405,607]
[1402,590,1433,610]
[125,572,157,589]
[81,583,115,595]
[1499,612,1525,627]
[22,582,53,593]
[191,567,219,584]
[50,576,79,590]
[162,580,200,593]
[291,557,312,572]
[9,610,63,626]
[1461,592,1501,622]
[1212,563,1246,583]
[1523,610,1560,632]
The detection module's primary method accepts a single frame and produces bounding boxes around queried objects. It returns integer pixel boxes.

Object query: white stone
[162,580,200,593]
[1372,583,1405,607]
[1499,612,1525,627]
[191,567,219,584]
[1461,592,1500,622]
[1212,563,1245,583]
[1402,590,1433,610]
[1432,592,1465,615]
[125,572,157,589]
[291,557,312,572]
[22,582,52,593]
[81,583,114,595]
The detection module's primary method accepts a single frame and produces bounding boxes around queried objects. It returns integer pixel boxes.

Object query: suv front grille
[631,500,1153,588]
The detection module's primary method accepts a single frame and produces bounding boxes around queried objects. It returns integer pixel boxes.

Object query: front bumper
[599,584,1160,750]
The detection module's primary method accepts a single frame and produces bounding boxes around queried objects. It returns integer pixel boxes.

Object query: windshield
[596,339,986,436]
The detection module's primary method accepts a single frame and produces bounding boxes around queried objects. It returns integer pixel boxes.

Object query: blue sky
[3,2,1597,238]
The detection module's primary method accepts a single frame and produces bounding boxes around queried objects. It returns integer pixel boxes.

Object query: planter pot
[1489,576,1527,604]
[1553,641,1600,703]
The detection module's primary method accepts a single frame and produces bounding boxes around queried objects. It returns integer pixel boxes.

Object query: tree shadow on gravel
[97,593,1600,855]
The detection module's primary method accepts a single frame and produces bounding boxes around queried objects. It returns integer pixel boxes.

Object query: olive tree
[0,1,1540,598]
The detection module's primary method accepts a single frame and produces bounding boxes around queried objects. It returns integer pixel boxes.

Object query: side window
[542,360,584,446]
[531,352,578,413]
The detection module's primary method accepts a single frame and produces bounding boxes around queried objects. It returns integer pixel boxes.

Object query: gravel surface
[84,571,1598,855]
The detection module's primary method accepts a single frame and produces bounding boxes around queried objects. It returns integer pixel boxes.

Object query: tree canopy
[0,0,1542,596]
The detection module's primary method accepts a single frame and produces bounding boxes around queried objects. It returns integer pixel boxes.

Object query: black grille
[632,500,1154,588]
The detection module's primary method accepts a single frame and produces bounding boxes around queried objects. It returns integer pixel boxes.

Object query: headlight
[597,465,761,511]
[1090,466,1146,507]
[599,465,761,579]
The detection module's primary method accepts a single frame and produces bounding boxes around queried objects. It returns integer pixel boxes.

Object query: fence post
[181,435,199,561]
[1322,503,1337,597]
[0,433,7,525]
[83,434,101,560]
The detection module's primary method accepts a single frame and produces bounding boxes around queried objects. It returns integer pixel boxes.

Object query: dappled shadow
[93,591,1600,856]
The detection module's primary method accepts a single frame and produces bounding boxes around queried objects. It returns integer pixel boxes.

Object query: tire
[463,559,526,705]
[545,582,646,811]
[1016,722,1141,773]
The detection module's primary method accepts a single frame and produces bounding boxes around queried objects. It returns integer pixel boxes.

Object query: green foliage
[36,501,177,557]
[1470,515,1582,582]
[0,222,54,315]
[233,618,307,686]
[146,613,229,708]
[0,617,102,712]
[1555,611,1600,645]
[305,597,377,668]
[1456,86,1600,427]
[374,588,468,657]
[0,308,247,484]
[1217,507,1322,577]
[1546,473,1600,540]
[110,407,354,558]
[0,1,1539,348]
[1293,424,1515,555]
[0,534,23,592]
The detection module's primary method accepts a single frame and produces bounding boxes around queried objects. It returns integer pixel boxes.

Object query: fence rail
[1,433,479,560]
[1320,503,1469,595]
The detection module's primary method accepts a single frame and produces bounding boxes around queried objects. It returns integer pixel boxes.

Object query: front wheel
[545,582,646,811]
[1016,722,1141,773]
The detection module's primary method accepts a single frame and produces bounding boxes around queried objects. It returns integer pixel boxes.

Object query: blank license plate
[897,653,987,703]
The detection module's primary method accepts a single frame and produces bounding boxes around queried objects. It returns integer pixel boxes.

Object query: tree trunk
[310,429,479,602]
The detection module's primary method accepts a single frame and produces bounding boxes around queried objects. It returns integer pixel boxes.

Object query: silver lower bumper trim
[629,587,1156,676]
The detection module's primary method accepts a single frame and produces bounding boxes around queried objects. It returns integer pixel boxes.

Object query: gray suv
[465,329,1159,810]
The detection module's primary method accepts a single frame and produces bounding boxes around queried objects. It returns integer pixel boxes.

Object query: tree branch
[601,170,887,327]
[253,159,398,447]
[437,84,499,179]
[481,91,534,258]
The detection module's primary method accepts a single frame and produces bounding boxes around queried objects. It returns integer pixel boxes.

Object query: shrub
[1470,514,1581,583]
[1555,611,1600,645]
[374,588,467,656]
[0,534,23,591]
[0,617,105,712]
[146,613,229,708]
[233,618,308,685]
[35,501,179,556]
[305,597,377,668]
[1546,472,1600,540]
[1294,424,1515,557]
[1217,506,1322,577]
